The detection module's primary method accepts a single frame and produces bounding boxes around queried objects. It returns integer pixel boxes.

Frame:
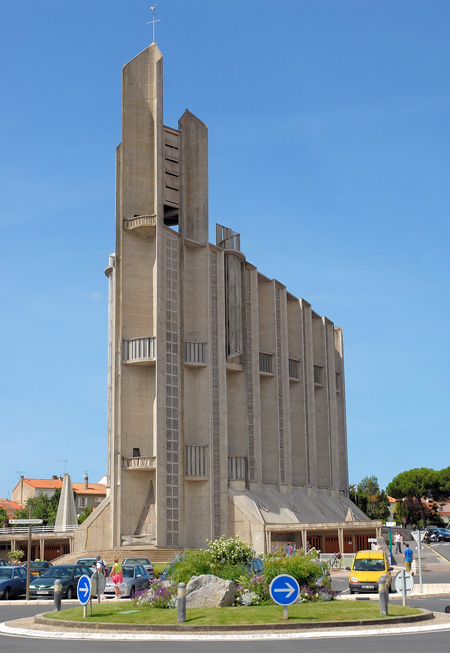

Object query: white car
[104,564,150,598]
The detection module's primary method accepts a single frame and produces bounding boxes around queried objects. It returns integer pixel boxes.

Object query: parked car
[104,564,150,598]
[22,561,52,577]
[122,557,154,579]
[29,564,93,599]
[435,528,450,542]
[158,554,184,580]
[76,557,97,568]
[347,550,393,594]
[0,560,11,567]
[0,566,27,600]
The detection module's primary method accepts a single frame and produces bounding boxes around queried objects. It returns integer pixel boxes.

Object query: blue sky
[1,0,449,499]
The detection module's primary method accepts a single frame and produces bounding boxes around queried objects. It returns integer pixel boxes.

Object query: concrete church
[78,42,379,557]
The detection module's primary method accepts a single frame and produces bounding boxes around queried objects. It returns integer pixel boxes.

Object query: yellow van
[347,550,393,594]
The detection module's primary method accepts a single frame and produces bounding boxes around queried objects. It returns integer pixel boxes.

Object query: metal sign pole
[417,530,423,594]
[283,606,288,621]
[401,569,406,606]
[388,527,393,566]
[25,506,32,601]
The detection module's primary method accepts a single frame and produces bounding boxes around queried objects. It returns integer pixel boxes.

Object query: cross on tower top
[147,5,161,44]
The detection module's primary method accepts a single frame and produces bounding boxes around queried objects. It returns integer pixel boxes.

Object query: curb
[33,609,434,633]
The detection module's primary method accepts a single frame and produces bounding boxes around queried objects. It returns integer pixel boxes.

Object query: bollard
[53,579,62,612]
[177,582,186,623]
[378,574,388,616]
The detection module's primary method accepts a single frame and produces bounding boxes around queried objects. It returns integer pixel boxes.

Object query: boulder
[186,574,235,608]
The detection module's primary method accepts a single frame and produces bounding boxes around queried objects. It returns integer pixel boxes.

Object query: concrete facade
[85,43,376,555]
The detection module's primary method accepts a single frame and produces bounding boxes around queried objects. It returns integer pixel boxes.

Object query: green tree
[386,468,440,527]
[78,506,93,524]
[351,476,390,521]
[0,506,8,527]
[14,488,65,526]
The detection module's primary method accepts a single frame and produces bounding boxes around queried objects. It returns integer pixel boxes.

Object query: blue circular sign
[77,574,92,605]
[269,574,300,606]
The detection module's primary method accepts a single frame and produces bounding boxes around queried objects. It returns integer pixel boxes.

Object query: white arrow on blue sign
[77,575,92,606]
[269,574,300,606]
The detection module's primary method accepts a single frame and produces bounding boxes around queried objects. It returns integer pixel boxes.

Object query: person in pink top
[108,557,123,599]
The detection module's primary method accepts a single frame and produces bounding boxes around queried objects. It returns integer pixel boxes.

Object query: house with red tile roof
[11,475,107,516]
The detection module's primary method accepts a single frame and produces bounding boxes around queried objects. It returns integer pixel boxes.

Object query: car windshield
[41,567,73,578]
[124,558,149,565]
[122,566,135,578]
[29,562,48,569]
[0,569,13,579]
[353,559,385,572]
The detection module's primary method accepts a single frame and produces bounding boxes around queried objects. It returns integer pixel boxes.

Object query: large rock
[186,574,235,608]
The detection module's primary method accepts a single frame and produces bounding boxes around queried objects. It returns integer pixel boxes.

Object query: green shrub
[170,550,212,585]
[263,554,323,587]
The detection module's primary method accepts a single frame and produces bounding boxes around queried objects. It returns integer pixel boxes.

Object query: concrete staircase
[51,547,186,566]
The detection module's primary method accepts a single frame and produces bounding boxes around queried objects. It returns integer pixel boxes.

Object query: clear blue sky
[1,0,449,499]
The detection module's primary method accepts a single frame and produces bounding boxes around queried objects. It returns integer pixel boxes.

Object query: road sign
[411,531,426,543]
[368,538,378,543]
[9,519,43,525]
[77,575,92,605]
[91,571,106,597]
[395,570,414,595]
[269,574,300,606]
[385,521,396,527]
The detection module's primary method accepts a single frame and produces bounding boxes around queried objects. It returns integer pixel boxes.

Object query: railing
[314,364,323,385]
[259,352,273,374]
[228,456,246,481]
[289,358,300,379]
[185,446,207,478]
[123,214,157,231]
[122,456,156,470]
[184,342,207,365]
[123,337,156,363]
[0,525,77,535]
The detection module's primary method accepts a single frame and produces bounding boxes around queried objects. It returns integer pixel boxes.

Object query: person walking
[394,531,402,554]
[108,557,123,599]
[403,543,414,573]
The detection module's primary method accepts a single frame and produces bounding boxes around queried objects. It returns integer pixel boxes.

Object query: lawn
[46,601,420,626]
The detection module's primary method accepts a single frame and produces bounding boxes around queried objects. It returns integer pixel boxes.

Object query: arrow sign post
[269,574,300,621]
[77,575,92,618]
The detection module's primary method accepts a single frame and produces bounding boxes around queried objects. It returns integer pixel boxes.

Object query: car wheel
[66,586,74,600]
[130,586,135,598]
[349,588,354,594]
[2,587,11,601]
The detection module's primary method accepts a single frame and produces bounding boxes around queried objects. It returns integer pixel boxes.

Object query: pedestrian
[403,543,414,573]
[284,542,291,556]
[95,554,108,600]
[108,557,123,599]
[394,530,402,554]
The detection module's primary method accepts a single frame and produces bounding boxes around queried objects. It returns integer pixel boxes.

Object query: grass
[46,601,420,626]
[153,562,166,576]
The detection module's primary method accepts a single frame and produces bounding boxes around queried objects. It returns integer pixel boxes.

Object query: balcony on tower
[123,337,156,365]
[123,214,157,238]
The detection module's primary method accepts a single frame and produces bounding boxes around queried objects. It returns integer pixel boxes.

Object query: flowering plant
[206,535,255,566]
[235,574,270,605]
[133,580,177,608]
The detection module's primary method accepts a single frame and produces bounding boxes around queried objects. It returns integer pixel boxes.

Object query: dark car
[29,564,92,599]
[435,528,450,542]
[0,560,11,567]
[0,566,27,600]
[122,557,154,579]
[22,561,52,577]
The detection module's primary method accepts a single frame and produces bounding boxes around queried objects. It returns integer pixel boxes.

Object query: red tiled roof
[0,498,23,516]
[23,479,63,489]
[15,479,106,496]
[72,484,107,496]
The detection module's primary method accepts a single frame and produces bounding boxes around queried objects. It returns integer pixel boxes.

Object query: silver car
[104,564,150,598]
